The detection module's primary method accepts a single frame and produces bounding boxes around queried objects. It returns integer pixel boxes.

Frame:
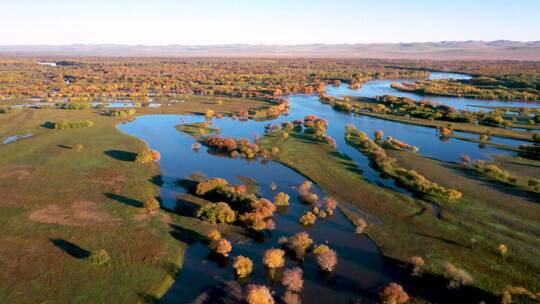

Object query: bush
[246,285,275,304]
[355,218,368,234]
[444,262,473,288]
[215,238,232,257]
[282,267,303,292]
[298,181,319,204]
[316,249,337,272]
[53,120,94,130]
[74,144,84,152]
[282,232,313,259]
[144,197,160,212]
[263,248,285,269]
[233,255,253,278]
[274,192,290,206]
[196,178,229,195]
[106,108,136,117]
[207,229,221,241]
[410,256,425,276]
[195,202,236,224]
[282,291,301,304]
[380,282,409,304]
[88,249,111,265]
[375,130,384,140]
[135,148,161,165]
[313,244,331,255]
[299,211,317,226]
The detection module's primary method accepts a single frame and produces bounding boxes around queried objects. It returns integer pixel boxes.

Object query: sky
[0,0,539,45]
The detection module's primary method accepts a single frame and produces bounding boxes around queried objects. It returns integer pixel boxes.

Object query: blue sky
[1,0,539,45]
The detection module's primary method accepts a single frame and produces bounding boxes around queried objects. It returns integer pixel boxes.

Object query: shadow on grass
[169,223,206,245]
[104,149,137,162]
[105,192,143,208]
[414,232,468,248]
[50,238,90,259]
[57,144,73,149]
[41,122,55,129]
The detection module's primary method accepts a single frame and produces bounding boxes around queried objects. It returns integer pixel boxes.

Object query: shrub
[233,255,253,278]
[53,119,94,130]
[316,249,337,272]
[410,256,425,276]
[322,197,338,211]
[282,232,313,259]
[313,244,331,255]
[144,197,160,212]
[195,202,236,224]
[355,218,368,234]
[88,249,111,265]
[135,148,161,165]
[299,211,317,226]
[375,130,384,140]
[207,229,221,241]
[444,262,473,288]
[215,238,232,257]
[282,267,303,292]
[74,144,84,152]
[498,244,508,257]
[196,178,229,195]
[246,285,275,304]
[298,181,319,204]
[274,192,290,206]
[263,248,285,269]
[205,109,215,120]
[380,282,410,304]
[282,291,301,304]
[106,108,136,117]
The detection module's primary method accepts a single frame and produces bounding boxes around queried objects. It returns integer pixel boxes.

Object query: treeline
[392,78,540,101]
[0,58,429,102]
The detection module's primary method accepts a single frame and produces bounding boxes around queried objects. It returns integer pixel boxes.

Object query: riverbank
[258,130,540,296]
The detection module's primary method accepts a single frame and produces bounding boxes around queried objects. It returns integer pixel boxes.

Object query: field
[0,97,267,303]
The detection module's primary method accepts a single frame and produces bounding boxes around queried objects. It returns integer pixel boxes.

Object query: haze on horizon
[1,0,539,46]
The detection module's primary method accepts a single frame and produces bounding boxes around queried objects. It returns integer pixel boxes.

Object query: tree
[195,202,236,224]
[380,282,410,304]
[246,285,274,304]
[274,192,290,206]
[215,238,232,257]
[299,212,316,226]
[88,249,111,265]
[144,197,160,212]
[263,248,285,269]
[282,267,303,292]
[233,255,253,278]
[410,256,425,276]
[316,249,337,272]
[375,130,384,140]
[444,262,473,288]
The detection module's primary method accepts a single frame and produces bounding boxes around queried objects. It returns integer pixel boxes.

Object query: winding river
[118,72,529,303]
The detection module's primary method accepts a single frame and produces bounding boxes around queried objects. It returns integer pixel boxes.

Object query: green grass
[259,131,540,295]
[0,96,267,303]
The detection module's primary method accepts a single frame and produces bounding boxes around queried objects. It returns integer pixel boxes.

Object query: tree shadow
[150,175,163,186]
[41,122,55,129]
[169,223,206,245]
[104,149,137,162]
[414,232,468,248]
[57,144,73,149]
[50,238,90,259]
[105,192,143,208]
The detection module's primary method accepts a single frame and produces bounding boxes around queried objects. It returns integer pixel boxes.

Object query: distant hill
[1,41,539,60]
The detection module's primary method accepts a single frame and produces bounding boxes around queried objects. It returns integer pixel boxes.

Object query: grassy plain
[0,96,266,303]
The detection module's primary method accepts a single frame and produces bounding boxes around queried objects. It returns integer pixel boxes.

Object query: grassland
[0,96,267,303]
[258,131,540,296]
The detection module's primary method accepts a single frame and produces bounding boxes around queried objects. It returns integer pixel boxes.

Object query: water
[2,133,33,144]
[327,72,540,112]
[117,72,521,303]
[119,115,386,303]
